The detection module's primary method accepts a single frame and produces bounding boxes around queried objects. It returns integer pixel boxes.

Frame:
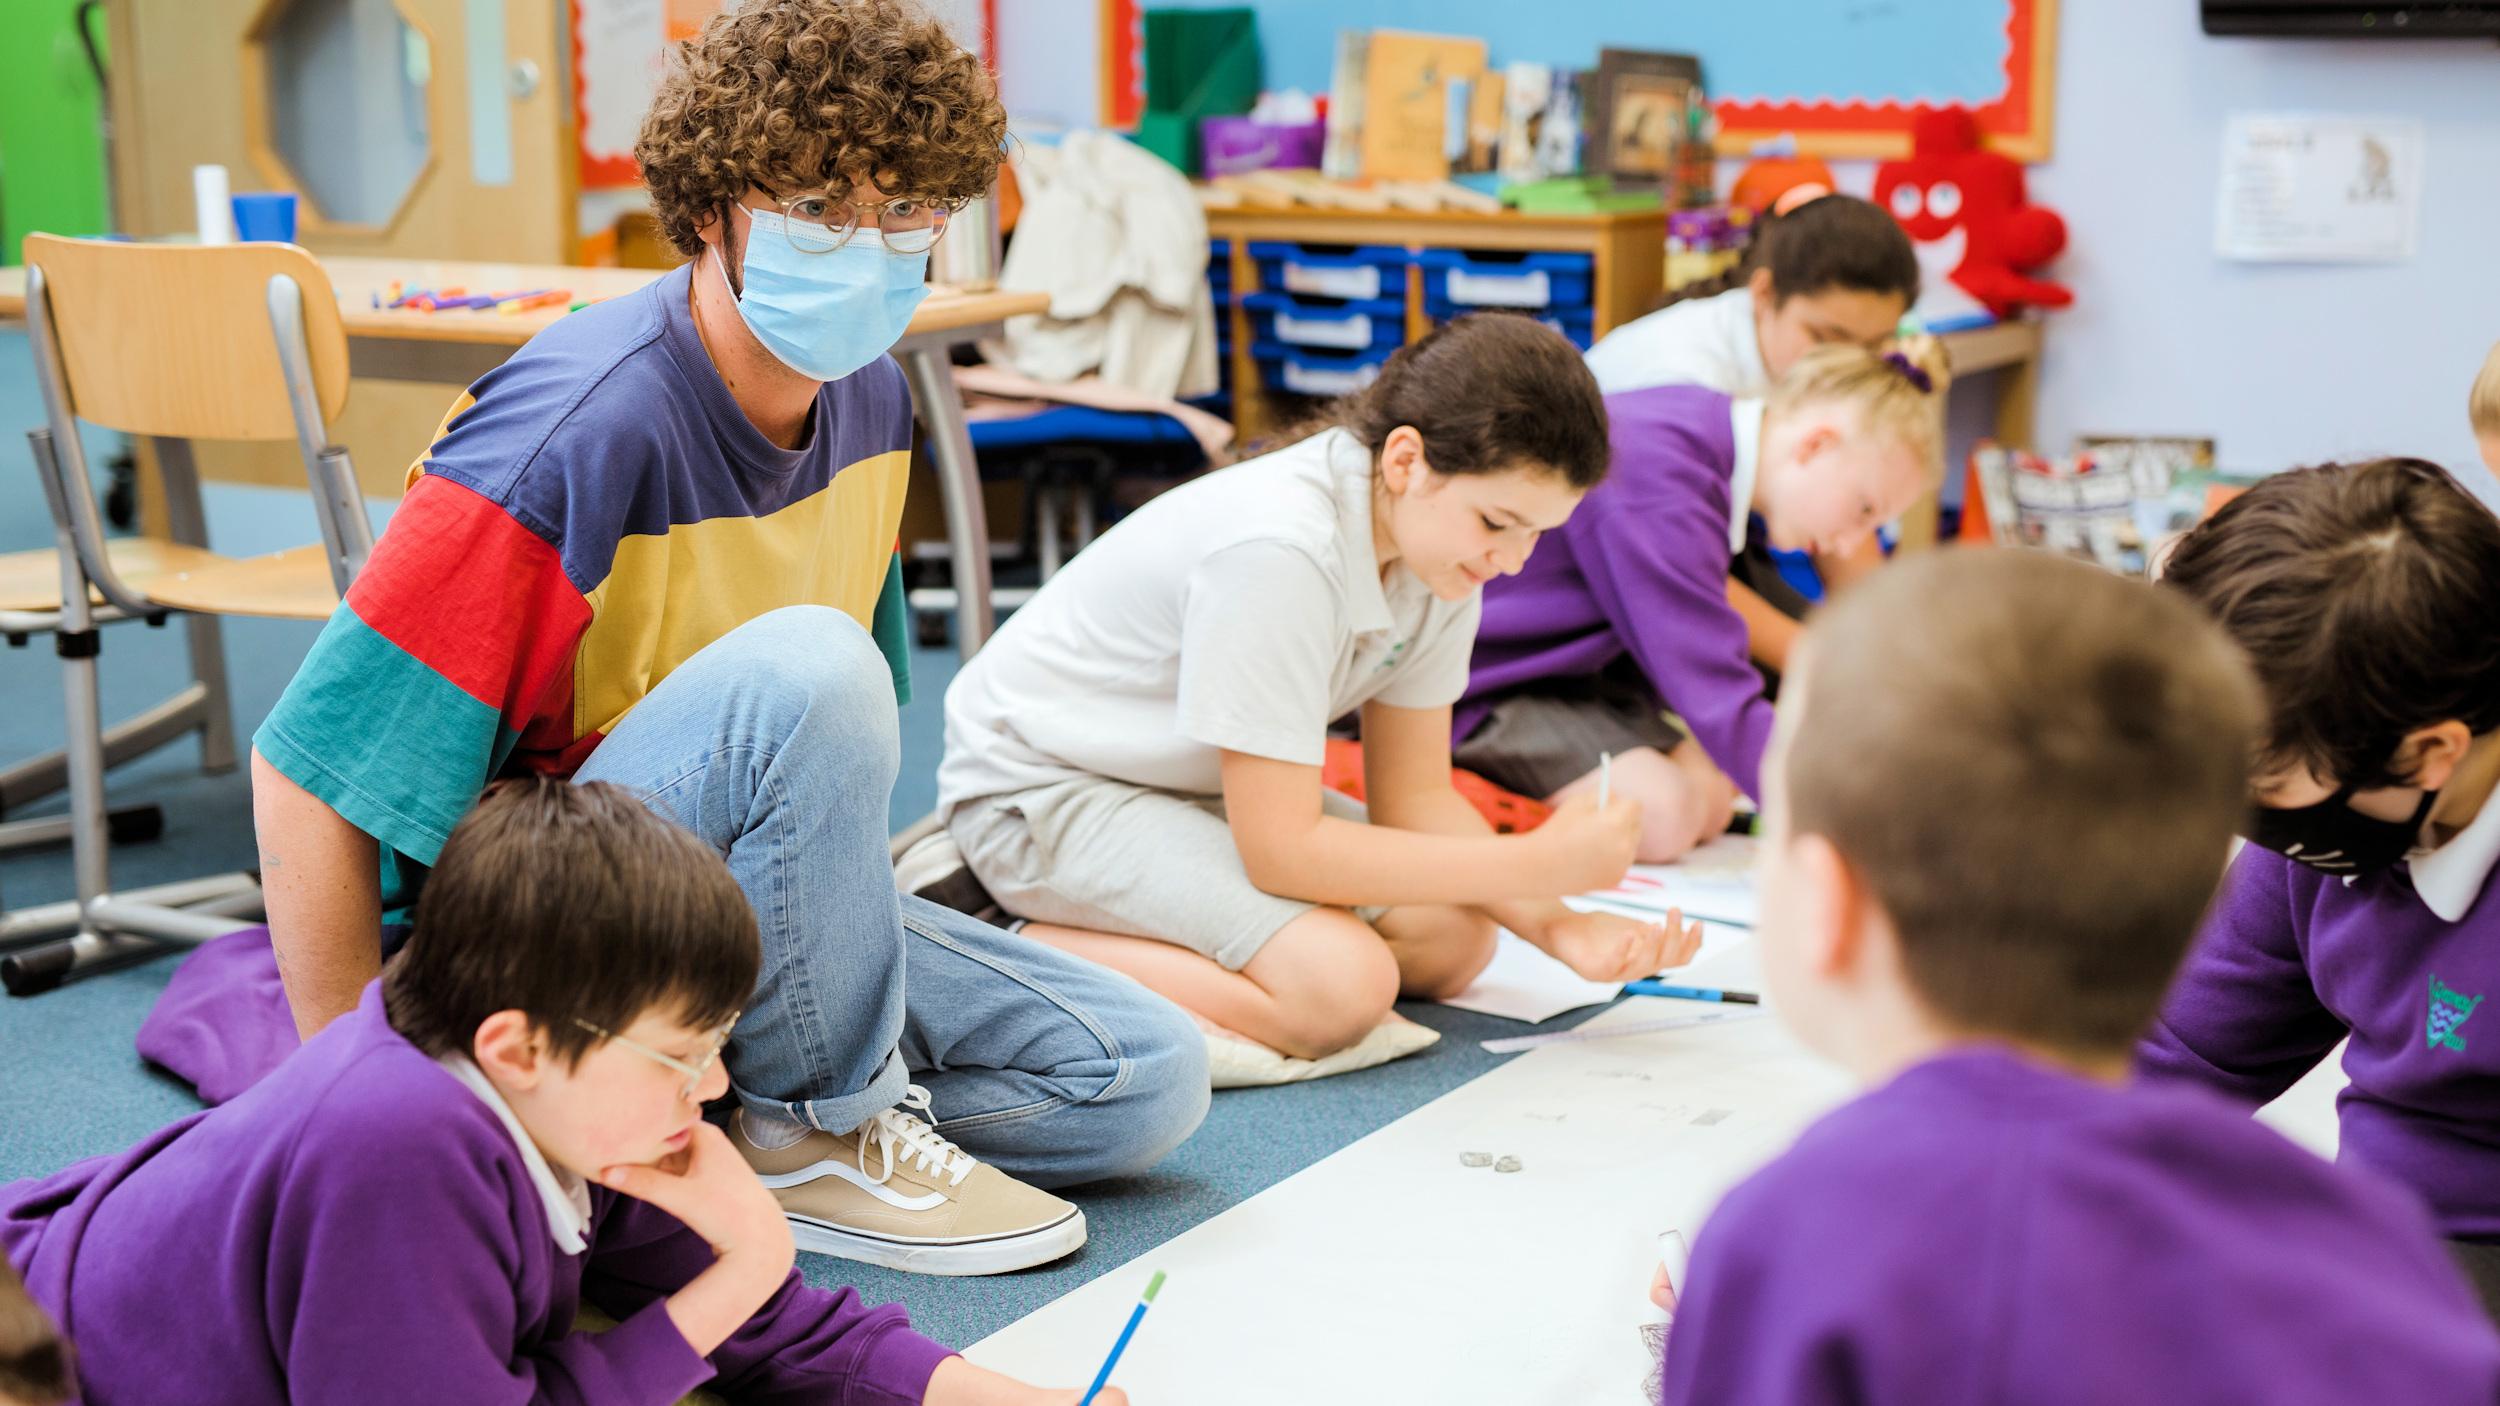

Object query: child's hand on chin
[925,1355,1130,1405]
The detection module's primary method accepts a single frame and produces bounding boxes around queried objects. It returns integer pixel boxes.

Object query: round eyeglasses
[573,1012,739,1103]
[755,184,970,256]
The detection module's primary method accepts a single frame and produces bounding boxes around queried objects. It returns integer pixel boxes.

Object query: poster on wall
[2215,113,2424,263]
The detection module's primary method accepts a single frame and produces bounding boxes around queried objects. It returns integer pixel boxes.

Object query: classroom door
[103,0,572,263]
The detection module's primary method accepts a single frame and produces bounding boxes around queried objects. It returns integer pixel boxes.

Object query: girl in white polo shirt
[938,315,1700,1060]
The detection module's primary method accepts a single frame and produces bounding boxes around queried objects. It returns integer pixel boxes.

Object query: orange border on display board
[1709,0,2057,161]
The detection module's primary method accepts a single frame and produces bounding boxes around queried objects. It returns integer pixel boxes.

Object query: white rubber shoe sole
[786,1206,1088,1276]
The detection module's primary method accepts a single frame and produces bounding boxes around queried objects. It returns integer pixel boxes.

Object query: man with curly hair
[245,0,1207,1277]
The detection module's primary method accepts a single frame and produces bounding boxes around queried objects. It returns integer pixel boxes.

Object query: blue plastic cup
[230,192,299,244]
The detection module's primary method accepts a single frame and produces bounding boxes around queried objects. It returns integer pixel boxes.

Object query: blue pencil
[1078,1269,1165,1406]
[1624,979,1760,1004]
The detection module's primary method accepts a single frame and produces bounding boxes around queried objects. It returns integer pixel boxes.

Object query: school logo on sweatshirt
[2428,975,2484,1053]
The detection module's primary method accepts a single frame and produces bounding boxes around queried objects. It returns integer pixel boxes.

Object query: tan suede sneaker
[733,1088,1086,1276]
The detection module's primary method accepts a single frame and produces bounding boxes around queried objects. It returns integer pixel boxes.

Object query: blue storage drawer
[1251,340,1396,398]
[1539,306,1595,350]
[1249,242,1409,302]
[1244,291,1405,351]
[1417,248,1593,314]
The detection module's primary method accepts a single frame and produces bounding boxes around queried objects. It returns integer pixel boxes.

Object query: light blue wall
[1149,0,2014,105]
[999,0,2500,492]
[2021,1,2500,493]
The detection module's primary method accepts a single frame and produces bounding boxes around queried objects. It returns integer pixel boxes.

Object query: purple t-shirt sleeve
[582,1194,955,1406]
[2137,846,2349,1106]
[264,1115,715,1406]
[1565,478,1773,799]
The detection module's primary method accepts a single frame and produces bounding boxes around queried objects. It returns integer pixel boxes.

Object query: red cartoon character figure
[1873,106,2071,318]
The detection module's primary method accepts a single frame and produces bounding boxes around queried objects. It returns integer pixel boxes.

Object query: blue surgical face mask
[714,208,930,383]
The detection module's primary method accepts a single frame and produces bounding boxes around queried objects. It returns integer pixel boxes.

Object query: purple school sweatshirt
[1661,1046,2500,1406]
[1463,385,1772,799]
[2141,846,2500,1240]
[0,985,953,1406]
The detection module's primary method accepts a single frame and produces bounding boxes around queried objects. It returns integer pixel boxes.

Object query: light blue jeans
[573,606,1208,1189]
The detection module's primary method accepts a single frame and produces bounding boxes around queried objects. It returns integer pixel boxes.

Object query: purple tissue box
[1201,116,1327,176]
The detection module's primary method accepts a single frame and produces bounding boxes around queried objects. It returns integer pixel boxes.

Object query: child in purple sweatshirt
[0,782,1113,1406]
[1460,338,1950,862]
[1660,550,2500,1406]
[2141,457,2500,1318]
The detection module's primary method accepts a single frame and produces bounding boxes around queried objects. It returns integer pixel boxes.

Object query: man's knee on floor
[1070,996,1211,1180]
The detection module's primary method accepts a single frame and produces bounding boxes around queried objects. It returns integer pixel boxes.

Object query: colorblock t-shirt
[255,261,916,909]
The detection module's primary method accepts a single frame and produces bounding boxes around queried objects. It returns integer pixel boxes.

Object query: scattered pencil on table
[1623,979,1760,1005]
[380,286,574,313]
[1077,1268,1163,1406]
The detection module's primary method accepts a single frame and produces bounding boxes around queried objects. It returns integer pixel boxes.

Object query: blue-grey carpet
[0,328,1602,1349]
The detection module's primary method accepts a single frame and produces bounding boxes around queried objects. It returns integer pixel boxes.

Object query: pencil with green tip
[1077,1269,1164,1406]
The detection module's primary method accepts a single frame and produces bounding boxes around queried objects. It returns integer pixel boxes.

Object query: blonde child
[2472,337,2500,476]
[1586,193,1923,674]
[1459,339,1951,861]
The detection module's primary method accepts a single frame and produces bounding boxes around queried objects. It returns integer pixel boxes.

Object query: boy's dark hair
[384,780,759,1064]
[635,0,1006,257]
[2160,458,2500,791]
[1330,312,1612,490]
[0,1259,72,1406]
[1785,550,2262,1057]
[1658,193,1920,312]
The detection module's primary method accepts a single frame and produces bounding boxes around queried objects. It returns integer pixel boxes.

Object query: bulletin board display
[574,0,1001,190]
[1095,0,2057,163]
[1707,0,2057,161]
[574,0,725,189]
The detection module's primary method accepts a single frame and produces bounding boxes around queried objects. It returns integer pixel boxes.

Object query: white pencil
[1598,751,1614,809]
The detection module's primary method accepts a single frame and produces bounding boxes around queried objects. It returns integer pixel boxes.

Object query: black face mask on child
[2243,785,2439,875]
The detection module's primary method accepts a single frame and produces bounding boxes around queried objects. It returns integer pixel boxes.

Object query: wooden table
[0,259,1046,654]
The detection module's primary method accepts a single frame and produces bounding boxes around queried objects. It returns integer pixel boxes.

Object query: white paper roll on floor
[193,164,234,246]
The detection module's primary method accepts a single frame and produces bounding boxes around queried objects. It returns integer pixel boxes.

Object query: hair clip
[1882,350,1934,394]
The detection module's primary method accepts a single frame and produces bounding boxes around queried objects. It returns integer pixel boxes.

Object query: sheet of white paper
[2216,113,2423,263]
[1442,922,1755,1024]
[1577,834,1762,929]
[968,972,1851,1405]
[1440,929,1624,1022]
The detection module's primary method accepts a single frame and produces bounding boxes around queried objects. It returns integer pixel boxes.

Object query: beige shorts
[947,776,1384,972]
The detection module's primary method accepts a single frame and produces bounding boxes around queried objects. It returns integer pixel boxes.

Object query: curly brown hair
[634,0,1005,257]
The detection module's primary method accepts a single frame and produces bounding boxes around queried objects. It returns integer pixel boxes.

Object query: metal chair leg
[152,435,240,774]
[0,682,214,810]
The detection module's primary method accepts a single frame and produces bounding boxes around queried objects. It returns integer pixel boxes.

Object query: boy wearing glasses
[5,783,1119,1406]
[236,0,1207,1277]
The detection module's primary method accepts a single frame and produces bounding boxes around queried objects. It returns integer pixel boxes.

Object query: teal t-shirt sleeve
[871,550,913,708]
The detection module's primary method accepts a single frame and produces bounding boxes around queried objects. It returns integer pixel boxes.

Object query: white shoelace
[858,1085,977,1189]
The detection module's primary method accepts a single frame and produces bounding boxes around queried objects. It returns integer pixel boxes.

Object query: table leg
[897,344,995,657]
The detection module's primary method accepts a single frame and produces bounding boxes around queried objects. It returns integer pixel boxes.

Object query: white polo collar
[2410,790,2500,922]
[439,1054,593,1255]
[1727,397,1767,555]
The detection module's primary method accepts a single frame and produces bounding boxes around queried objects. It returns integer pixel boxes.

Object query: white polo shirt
[938,428,1483,806]
[1582,286,1767,397]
